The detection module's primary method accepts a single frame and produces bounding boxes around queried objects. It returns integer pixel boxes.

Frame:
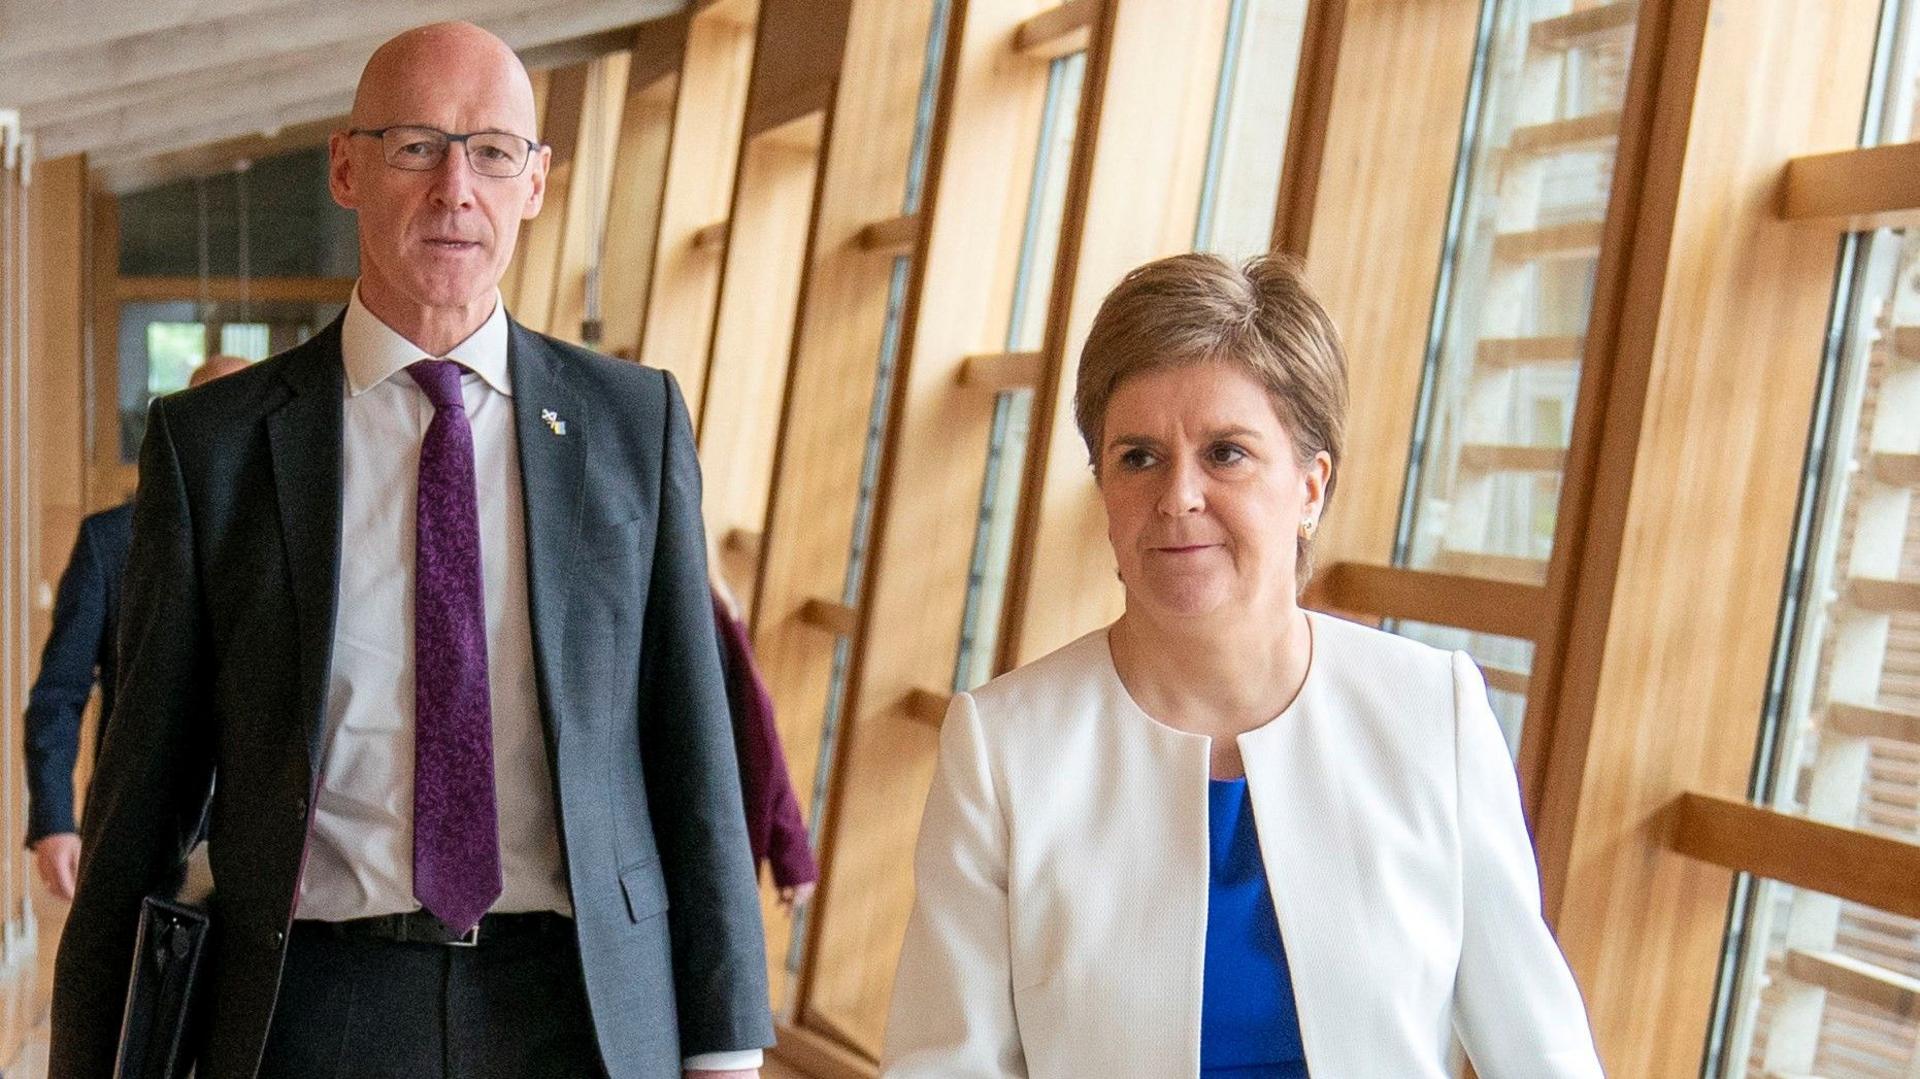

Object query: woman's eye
[1117,447,1157,470]
[1207,443,1248,466]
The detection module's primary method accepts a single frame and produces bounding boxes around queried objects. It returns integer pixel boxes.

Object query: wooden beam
[1670,792,1920,921]
[114,276,355,303]
[1476,334,1584,366]
[1783,949,1920,1020]
[1867,451,1920,487]
[599,60,683,361]
[1482,666,1532,698]
[901,688,951,726]
[691,218,731,251]
[1428,549,1550,585]
[1843,577,1920,614]
[0,0,290,63]
[1307,561,1548,642]
[1782,140,1920,228]
[1491,220,1606,262]
[798,598,859,638]
[1508,110,1623,156]
[506,62,591,334]
[1456,443,1570,474]
[1013,0,1097,60]
[855,212,920,254]
[638,0,759,421]
[1527,1,1639,51]
[724,528,764,563]
[92,116,339,196]
[1826,701,1920,743]
[957,350,1043,392]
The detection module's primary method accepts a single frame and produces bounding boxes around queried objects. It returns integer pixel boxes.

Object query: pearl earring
[1299,518,1317,540]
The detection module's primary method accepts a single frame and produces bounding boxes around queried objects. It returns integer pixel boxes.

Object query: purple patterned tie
[407,359,502,935]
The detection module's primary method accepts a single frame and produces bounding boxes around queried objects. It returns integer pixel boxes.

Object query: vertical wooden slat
[1539,2,1885,1071]
[793,0,1075,1054]
[509,62,590,335]
[600,18,689,361]
[637,0,759,419]
[498,66,551,311]
[750,0,939,1031]
[547,52,632,347]
[1000,0,1231,670]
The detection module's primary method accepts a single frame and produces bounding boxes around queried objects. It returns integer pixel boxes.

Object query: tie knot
[407,359,469,412]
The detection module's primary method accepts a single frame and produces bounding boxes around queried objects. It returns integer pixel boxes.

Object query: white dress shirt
[295,288,760,1072]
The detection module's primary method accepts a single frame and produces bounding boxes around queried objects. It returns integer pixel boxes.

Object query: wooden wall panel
[698,113,823,615]
[498,67,551,310]
[508,62,589,334]
[745,0,938,1024]
[794,0,1066,1056]
[1001,0,1229,669]
[637,1,759,419]
[27,155,88,657]
[1540,2,1885,1072]
[548,52,631,347]
[1295,0,1481,572]
[600,68,680,361]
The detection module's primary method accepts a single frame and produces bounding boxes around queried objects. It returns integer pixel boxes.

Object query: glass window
[118,300,338,460]
[1709,3,1920,1073]
[1382,618,1534,757]
[1396,0,1640,585]
[118,147,357,279]
[954,50,1087,692]
[1194,0,1312,260]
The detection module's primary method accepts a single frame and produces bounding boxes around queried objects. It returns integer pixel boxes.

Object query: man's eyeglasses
[349,125,542,179]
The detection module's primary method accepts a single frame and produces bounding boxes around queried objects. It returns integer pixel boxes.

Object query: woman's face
[1098,359,1330,624]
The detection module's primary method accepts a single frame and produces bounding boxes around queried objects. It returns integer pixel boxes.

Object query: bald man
[25,355,252,903]
[52,24,772,1079]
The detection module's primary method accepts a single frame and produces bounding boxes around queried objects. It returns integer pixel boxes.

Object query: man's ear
[521,144,552,221]
[328,130,358,211]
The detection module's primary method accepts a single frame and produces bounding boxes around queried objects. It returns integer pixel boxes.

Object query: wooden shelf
[1307,561,1548,642]
[1457,443,1569,474]
[1429,548,1550,584]
[958,350,1044,392]
[856,212,921,254]
[902,688,952,726]
[1669,791,1920,921]
[797,598,859,637]
[692,218,730,251]
[1528,1,1638,51]
[1476,335,1584,367]
[1014,0,1097,60]
[1890,325,1920,360]
[1868,451,1920,488]
[1783,948,1920,1021]
[1827,701,1920,744]
[1508,110,1623,156]
[1482,665,1532,698]
[1843,577,1920,614]
[724,527,763,563]
[1491,220,1606,263]
[1783,140,1920,228]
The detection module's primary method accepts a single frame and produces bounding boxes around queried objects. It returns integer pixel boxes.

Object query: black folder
[112,895,210,1079]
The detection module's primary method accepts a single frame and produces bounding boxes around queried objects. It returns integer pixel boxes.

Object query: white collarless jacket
[882,612,1604,1078]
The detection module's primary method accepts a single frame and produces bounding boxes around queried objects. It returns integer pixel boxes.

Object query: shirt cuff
[683,1049,763,1072]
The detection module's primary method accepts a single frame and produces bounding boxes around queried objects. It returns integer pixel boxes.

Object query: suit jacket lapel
[265,323,346,772]
[508,324,585,748]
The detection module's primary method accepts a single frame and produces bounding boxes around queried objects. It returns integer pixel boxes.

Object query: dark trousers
[255,920,610,1078]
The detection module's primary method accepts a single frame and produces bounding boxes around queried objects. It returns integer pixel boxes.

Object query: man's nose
[428,146,477,208]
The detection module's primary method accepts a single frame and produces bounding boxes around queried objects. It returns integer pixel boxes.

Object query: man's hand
[32,833,80,900]
[685,1071,757,1079]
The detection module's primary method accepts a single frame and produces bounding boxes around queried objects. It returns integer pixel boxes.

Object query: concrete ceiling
[0,0,685,191]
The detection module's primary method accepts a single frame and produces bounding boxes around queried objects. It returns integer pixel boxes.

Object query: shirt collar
[341,283,513,398]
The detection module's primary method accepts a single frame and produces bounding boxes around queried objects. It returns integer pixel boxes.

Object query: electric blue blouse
[1201,777,1309,1078]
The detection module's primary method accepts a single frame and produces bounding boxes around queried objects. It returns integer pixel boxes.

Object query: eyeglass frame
[347,125,547,178]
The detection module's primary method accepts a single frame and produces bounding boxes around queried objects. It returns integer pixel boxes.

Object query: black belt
[298,909,573,947]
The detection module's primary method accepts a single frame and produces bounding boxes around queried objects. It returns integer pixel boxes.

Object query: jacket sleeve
[50,397,217,1079]
[1450,651,1605,1077]
[638,370,774,1058]
[882,691,1027,1078]
[23,516,111,842]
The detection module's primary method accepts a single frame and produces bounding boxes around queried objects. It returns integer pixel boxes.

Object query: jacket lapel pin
[541,408,567,436]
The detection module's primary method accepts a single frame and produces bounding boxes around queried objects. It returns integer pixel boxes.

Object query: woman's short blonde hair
[1074,252,1349,581]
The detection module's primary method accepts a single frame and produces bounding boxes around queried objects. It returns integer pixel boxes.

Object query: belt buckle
[448,922,480,947]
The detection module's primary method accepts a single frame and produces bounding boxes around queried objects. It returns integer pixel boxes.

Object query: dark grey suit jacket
[49,318,774,1078]
[24,500,132,843]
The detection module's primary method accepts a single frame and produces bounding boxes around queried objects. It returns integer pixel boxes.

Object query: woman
[882,254,1602,1077]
